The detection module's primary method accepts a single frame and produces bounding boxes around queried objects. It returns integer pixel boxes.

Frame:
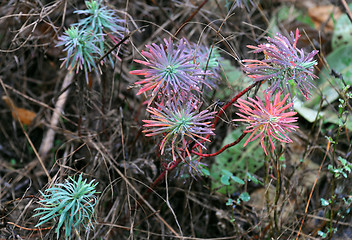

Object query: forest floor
[1,0,352,239]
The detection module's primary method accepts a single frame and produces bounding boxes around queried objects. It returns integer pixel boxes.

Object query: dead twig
[38,71,74,162]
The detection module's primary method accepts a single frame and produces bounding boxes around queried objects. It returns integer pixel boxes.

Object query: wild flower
[57,26,101,82]
[243,29,318,100]
[34,174,98,239]
[233,91,298,156]
[130,38,206,103]
[142,96,215,161]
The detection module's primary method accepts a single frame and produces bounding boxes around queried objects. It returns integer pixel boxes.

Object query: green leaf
[221,169,233,177]
[10,158,16,165]
[201,168,210,176]
[247,172,263,185]
[332,3,352,50]
[317,44,352,106]
[321,198,330,206]
[226,198,233,206]
[294,98,322,123]
[338,156,347,165]
[231,176,245,185]
[239,192,250,202]
[220,175,230,186]
[268,5,315,37]
[318,230,327,238]
[211,129,264,194]
[216,59,251,100]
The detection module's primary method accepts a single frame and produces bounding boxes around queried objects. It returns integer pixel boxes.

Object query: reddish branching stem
[211,82,258,129]
[192,132,247,157]
[192,81,259,150]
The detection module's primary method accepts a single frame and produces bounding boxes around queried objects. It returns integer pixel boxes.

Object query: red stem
[142,159,182,198]
[212,82,258,128]
[192,81,259,150]
[192,132,247,157]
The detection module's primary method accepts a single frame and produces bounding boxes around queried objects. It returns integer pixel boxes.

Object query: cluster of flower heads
[243,29,318,100]
[236,30,318,155]
[132,30,317,165]
[233,91,298,156]
[130,38,220,163]
[57,0,127,82]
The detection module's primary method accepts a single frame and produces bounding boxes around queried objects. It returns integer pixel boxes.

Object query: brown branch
[3,195,41,207]
[296,141,331,239]
[7,222,52,231]
[341,0,352,24]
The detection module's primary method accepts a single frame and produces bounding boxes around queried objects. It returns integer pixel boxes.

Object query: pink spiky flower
[233,92,298,155]
[243,29,318,100]
[143,97,215,161]
[130,38,205,103]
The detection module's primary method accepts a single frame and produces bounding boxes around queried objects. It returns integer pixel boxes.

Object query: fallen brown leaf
[2,96,36,125]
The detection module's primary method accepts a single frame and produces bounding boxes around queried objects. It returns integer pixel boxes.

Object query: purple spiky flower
[143,97,215,161]
[243,29,319,100]
[234,91,298,156]
[130,38,205,103]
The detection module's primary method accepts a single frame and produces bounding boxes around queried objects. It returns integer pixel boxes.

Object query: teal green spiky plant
[75,0,126,37]
[57,26,100,82]
[34,174,98,239]
[57,0,127,82]
[75,0,127,66]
